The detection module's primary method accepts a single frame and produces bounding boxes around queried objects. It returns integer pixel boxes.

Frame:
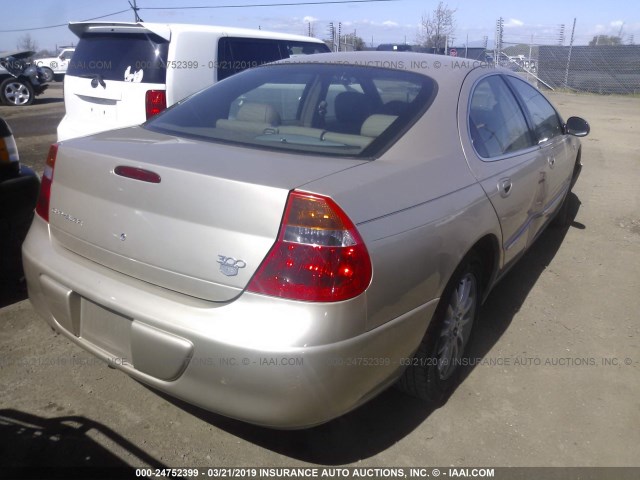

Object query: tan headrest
[360,114,398,138]
[237,103,280,125]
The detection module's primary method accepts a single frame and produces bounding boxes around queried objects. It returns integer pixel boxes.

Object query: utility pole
[564,18,577,88]
[617,22,625,41]
[329,22,335,52]
[526,34,534,81]
[129,0,142,22]
[558,24,565,46]
[495,17,504,64]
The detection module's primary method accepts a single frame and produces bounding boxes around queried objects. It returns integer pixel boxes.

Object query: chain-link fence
[379,41,638,95]
[494,44,640,95]
[410,19,640,95]
[492,17,640,95]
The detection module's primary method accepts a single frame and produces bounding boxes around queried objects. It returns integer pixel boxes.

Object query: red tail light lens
[145,90,167,119]
[247,191,372,302]
[35,144,58,222]
[114,165,161,183]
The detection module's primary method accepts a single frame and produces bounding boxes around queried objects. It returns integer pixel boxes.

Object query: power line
[0,1,396,35]
[0,8,130,33]
[141,0,397,10]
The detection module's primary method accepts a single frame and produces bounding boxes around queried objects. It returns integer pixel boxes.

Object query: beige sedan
[23,52,589,428]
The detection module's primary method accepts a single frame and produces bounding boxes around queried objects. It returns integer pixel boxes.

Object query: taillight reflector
[247,191,372,302]
[35,144,58,222]
[145,90,167,119]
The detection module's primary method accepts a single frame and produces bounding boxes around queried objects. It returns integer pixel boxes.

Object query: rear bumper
[23,217,435,428]
[57,115,120,142]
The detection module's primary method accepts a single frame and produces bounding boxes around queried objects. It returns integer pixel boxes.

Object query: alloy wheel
[436,272,477,380]
[4,82,31,106]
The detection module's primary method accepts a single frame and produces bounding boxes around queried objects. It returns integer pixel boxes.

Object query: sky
[1,0,638,52]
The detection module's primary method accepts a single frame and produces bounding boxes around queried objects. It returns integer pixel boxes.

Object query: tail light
[0,118,19,176]
[145,90,167,119]
[35,144,58,222]
[247,191,372,302]
[0,119,19,163]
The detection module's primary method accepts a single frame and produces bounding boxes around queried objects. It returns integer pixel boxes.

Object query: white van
[57,22,329,141]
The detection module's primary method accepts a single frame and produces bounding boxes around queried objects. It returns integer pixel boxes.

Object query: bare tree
[16,33,38,52]
[353,36,366,51]
[588,35,622,46]
[418,2,456,52]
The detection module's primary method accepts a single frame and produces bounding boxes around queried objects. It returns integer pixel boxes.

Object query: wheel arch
[460,233,501,304]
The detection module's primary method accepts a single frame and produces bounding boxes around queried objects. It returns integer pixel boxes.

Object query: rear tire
[398,254,483,403]
[40,67,54,83]
[0,78,34,106]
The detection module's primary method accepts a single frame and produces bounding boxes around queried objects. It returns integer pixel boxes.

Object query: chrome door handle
[498,178,512,198]
[548,156,555,168]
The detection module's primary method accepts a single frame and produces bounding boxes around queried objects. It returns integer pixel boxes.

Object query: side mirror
[565,116,590,137]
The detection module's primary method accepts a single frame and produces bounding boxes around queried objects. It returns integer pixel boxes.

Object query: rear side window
[217,38,330,81]
[146,63,436,158]
[60,50,74,61]
[469,75,535,159]
[67,33,169,84]
[286,41,330,56]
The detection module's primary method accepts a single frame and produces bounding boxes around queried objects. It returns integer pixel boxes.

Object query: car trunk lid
[49,127,366,302]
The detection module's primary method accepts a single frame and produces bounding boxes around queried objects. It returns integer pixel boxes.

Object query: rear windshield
[67,32,169,84]
[146,63,436,158]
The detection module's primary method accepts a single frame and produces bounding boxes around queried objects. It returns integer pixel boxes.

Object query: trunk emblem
[120,233,127,241]
[51,208,83,227]
[217,256,246,277]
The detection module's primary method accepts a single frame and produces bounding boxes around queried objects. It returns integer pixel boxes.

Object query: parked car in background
[0,50,49,106]
[57,22,330,141]
[24,52,589,428]
[376,43,412,51]
[0,117,39,284]
[35,46,76,82]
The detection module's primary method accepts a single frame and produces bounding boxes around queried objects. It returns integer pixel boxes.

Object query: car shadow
[0,409,166,472]
[35,97,64,105]
[0,278,28,308]
[462,193,583,369]
[145,194,584,465]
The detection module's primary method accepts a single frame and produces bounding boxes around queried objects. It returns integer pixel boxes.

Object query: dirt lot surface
[0,84,638,472]
[0,83,64,174]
